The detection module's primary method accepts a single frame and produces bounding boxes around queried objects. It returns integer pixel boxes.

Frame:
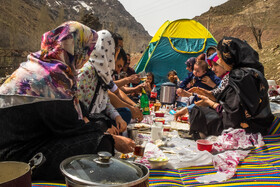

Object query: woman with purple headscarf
[0,21,134,181]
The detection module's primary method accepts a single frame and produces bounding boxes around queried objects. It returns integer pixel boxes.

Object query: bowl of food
[196,139,213,152]
[148,157,169,169]
[155,118,165,124]
[181,116,188,123]
[155,111,165,117]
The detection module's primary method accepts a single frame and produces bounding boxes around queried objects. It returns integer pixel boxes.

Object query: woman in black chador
[175,36,274,139]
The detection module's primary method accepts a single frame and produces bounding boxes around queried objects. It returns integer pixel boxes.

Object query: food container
[163,125,171,132]
[0,153,45,187]
[60,152,149,187]
[148,157,169,169]
[160,82,176,105]
[127,126,138,141]
[196,139,213,152]
[155,111,165,117]
[155,118,165,124]
[181,116,188,123]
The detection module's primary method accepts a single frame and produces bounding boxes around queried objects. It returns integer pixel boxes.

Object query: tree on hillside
[80,13,102,31]
[244,3,270,49]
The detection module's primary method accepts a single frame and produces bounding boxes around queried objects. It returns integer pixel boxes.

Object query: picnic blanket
[31,107,280,187]
[32,134,280,187]
[149,134,280,186]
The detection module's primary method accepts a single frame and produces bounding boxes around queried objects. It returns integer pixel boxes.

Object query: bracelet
[211,102,217,109]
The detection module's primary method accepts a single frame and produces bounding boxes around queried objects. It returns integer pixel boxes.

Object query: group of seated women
[0,21,275,181]
[175,37,274,139]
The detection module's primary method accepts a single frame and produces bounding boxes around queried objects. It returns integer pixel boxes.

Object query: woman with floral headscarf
[0,22,134,181]
[175,37,274,139]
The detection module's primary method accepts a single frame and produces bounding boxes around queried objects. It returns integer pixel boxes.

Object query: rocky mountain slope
[0,0,151,52]
[0,0,151,76]
[194,0,280,83]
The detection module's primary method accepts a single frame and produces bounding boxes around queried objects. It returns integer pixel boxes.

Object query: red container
[196,139,213,152]
[155,112,165,117]
[181,116,188,123]
[163,125,171,132]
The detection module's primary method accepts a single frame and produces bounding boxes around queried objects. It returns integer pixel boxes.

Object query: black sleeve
[221,87,246,130]
[36,100,104,137]
[79,100,89,119]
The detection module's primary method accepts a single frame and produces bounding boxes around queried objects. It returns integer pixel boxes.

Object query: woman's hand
[174,107,189,121]
[107,126,120,135]
[131,106,143,122]
[188,87,208,95]
[113,135,136,153]
[174,75,180,82]
[135,84,143,93]
[202,76,216,88]
[83,117,90,123]
[143,82,151,93]
[115,116,127,133]
[176,88,191,97]
[128,74,141,84]
[188,87,216,101]
[194,94,212,107]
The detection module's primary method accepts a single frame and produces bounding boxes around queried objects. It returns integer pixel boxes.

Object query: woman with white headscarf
[77,30,128,134]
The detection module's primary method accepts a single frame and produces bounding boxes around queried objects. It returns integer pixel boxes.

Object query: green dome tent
[134,19,217,86]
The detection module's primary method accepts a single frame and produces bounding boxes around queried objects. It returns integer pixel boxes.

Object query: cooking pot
[160,82,176,105]
[60,152,149,187]
[0,153,45,187]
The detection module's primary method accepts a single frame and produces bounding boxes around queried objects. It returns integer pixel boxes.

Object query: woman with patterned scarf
[77,30,129,134]
[175,36,274,139]
[0,22,134,181]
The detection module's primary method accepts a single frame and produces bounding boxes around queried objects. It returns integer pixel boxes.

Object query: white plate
[170,121,190,131]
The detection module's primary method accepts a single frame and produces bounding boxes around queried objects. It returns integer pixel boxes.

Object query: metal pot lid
[60,152,143,185]
[161,82,176,87]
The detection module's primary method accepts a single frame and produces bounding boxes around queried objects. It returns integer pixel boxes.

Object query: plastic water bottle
[150,85,157,104]
[140,88,150,115]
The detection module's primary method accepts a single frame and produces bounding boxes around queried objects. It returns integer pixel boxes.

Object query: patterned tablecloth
[32,134,280,187]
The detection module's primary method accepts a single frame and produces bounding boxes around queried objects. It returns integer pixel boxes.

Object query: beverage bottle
[140,88,150,115]
[150,85,157,104]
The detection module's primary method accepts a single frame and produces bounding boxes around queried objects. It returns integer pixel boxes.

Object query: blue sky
[118,0,228,36]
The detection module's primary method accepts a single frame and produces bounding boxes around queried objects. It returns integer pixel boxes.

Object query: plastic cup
[133,139,147,156]
[196,139,213,152]
[154,103,161,112]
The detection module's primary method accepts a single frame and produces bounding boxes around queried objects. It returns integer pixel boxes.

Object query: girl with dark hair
[139,72,155,97]
[175,36,274,139]
[168,70,180,87]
